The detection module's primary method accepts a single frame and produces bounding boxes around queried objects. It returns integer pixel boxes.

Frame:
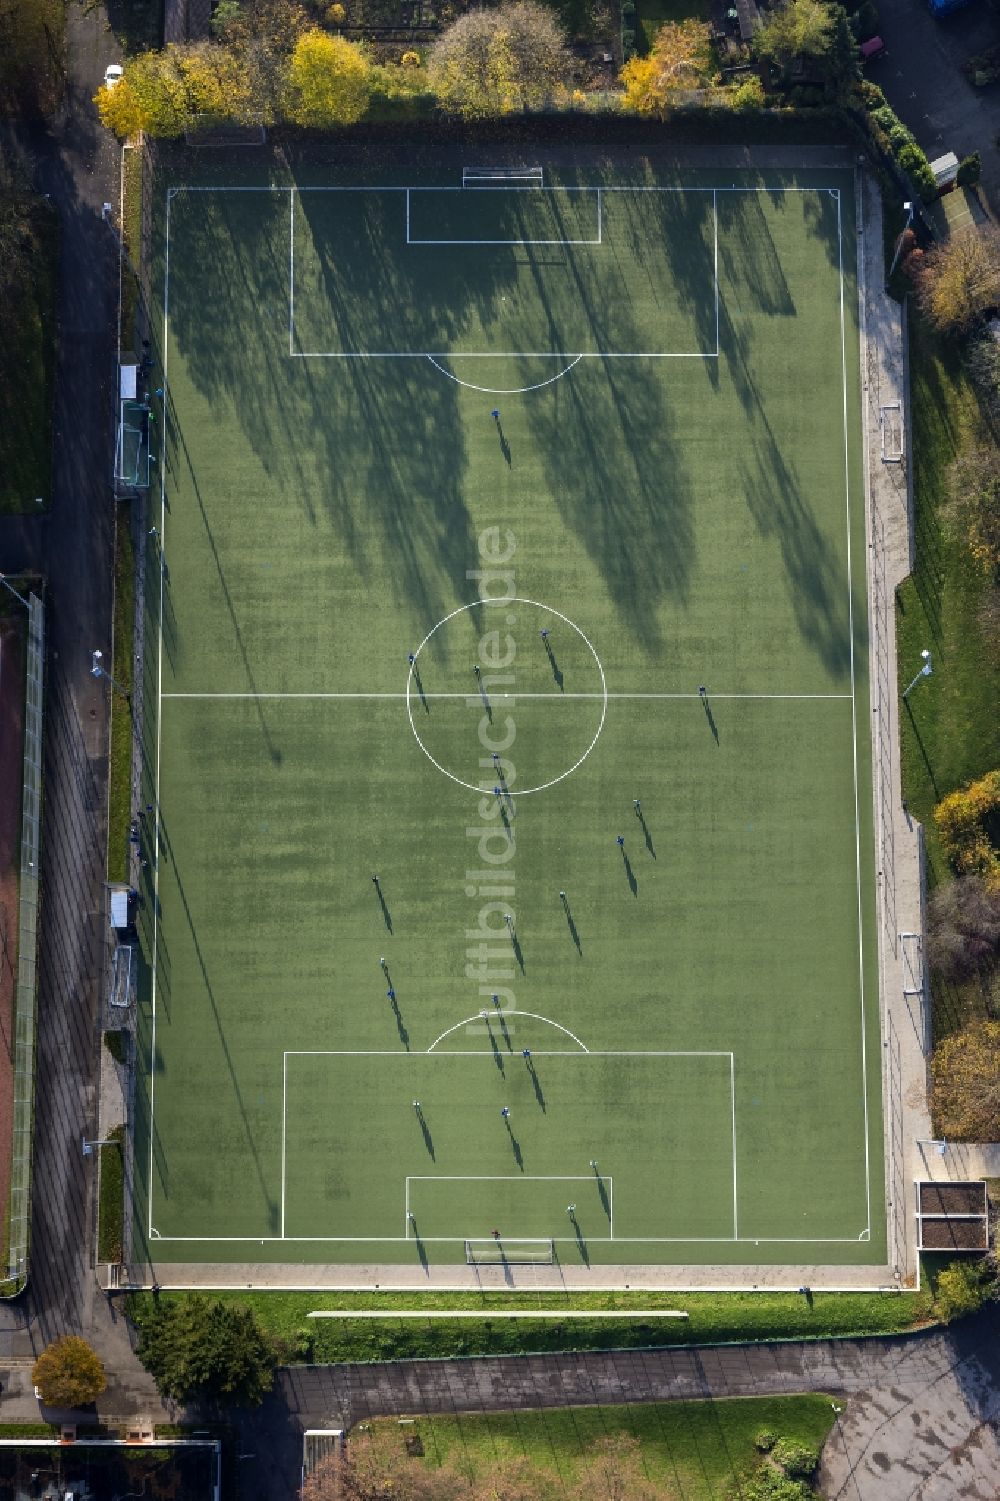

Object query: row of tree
[95,0,589,133]
[96,0,877,136]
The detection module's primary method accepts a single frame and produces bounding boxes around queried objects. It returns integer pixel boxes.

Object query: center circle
[406,598,607,796]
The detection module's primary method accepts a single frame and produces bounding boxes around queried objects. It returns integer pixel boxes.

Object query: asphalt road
[0,0,122,1368]
[868,0,1000,213]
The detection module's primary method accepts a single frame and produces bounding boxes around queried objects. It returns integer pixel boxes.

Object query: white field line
[838,188,873,1240]
[714,187,720,355]
[148,185,172,1244]
[400,1176,614,1241]
[161,691,853,701]
[281,1051,287,1239]
[730,1053,738,1240]
[145,1234,871,1243]
[305,1309,691,1319]
[288,188,295,355]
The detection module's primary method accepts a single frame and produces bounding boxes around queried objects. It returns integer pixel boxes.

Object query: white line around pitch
[160,691,854,701]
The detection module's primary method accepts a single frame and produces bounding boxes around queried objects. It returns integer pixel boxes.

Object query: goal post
[465,1238,554,1265]
[462,166,544,188]
[880,402,904,464]
[184,116,267,147]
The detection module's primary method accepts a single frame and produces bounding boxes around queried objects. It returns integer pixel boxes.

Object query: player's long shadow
[543,638,564,691]
[595,1175,611,1221]
[416,1113,435,1160]
[488,1027,505,1075]
[562,899,582,955]
[375,885,393,933]
[526,1060,546,1113]
[390,994,410,1050]
[621,848,638,897]
[511,931,525,973]
[636,810,656,860]
[570,1216,590,1267]
[702,696,720,745]
[496,420,512,468]
[412,663,429,715]
[505,1120,524,1171]
[409,1218,429,1273]
[497,1010,513,1051]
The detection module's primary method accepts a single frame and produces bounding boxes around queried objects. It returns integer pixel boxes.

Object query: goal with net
[465,1238,554,1265]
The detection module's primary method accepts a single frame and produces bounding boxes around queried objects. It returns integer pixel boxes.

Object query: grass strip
[97,1124,125,1264]
[0,197,58,515]
[121,146,143,351]
[364,1395,837,1500]
[895,316,1000,1039]
[107,507,135,885]
[128,1287,933,1364]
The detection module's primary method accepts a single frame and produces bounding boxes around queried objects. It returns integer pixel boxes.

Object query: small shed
[916,1180,989,1252]
[928,152,960,191]
[109,886,131,931]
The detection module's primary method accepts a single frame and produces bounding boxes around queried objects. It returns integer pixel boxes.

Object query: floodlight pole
[886,200,915,289]
[91,648,130,701]
[903,648,932,699]
[0,572,30,610]
[82,1134,117,1156]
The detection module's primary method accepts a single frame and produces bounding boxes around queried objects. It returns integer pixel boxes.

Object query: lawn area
[635,0,709,53]
[895,316,1000,1037]
[362,1395,838,1499]
[128,1285,934,1363]
[97,1124,125,1264]
[0,191,58,514]
[107,506,135,884]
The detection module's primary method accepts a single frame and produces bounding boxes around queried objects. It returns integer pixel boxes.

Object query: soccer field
[133,150,885,1273]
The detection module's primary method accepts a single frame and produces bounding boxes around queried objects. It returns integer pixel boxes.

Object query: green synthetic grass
[362,1396,837,1498]
[0,197,57,513]
[107,507,134,885]
[133,157,881,1271]
[129,1286,932,1362]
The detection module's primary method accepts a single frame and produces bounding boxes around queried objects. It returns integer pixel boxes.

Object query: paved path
[214,1308,1000,1501]
[0,0,166,1422]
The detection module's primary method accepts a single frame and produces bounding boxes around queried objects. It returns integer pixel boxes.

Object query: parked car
[860,35,887,62]
[104,63,123,89]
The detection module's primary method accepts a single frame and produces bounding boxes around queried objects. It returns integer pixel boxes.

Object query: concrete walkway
[216,1307,1000,1501]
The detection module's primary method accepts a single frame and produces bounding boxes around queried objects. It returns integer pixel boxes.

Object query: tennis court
[132,151,884,1273]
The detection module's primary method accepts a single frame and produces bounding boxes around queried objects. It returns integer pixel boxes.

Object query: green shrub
[754,1429,777,1452]
[956,152,981,187]
[771,1439,819,1479]
[104,1030,127,1065]
[740,1467,814,1500]
[933,1259,992,1323]
[856,77,885,105]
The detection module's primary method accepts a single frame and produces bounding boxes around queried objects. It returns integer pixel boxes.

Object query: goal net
[110,943,135,1009]
[880,402,904,464]
[184,117,267,147]
[465,1238,554,1265]
[115,399,151,490]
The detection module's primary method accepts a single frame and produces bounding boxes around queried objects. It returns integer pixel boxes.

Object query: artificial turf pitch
[134,151,884,1269]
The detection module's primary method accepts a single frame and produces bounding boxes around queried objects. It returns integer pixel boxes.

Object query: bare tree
[927,875,1000,982]
[912,227,1000,335]
[428,1,571,118]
